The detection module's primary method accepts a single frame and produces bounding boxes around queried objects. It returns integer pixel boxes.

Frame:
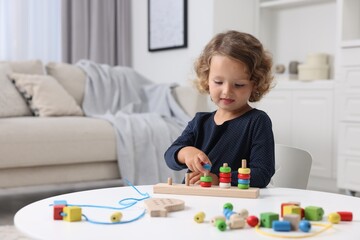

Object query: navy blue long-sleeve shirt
[164,108,275,188]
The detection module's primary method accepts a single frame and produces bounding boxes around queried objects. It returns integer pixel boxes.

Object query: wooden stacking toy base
[153,183,260,199]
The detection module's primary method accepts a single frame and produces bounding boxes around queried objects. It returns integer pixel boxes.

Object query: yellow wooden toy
[63,206,82,222]
[283,205,302,216]
[110,212,123,223]
[194,212,206,223]
[328,212,341,224]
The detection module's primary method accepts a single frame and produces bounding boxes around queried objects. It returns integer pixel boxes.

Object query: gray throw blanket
[77,60,189,185]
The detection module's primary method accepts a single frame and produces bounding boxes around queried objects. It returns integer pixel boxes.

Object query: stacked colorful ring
[200,173,212,187]
[238,159,250,189]
[219,163,231,188]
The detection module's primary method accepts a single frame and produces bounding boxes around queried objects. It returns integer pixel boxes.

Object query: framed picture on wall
[148,0,187,52]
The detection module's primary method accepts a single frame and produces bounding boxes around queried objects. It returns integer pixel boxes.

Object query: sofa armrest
[172,86,210,117]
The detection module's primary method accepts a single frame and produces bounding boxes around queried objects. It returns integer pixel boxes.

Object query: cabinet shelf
[260,0,334,9]
[341,40,360,48]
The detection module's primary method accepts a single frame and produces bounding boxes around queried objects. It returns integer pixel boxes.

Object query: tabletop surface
[14,185,360,240]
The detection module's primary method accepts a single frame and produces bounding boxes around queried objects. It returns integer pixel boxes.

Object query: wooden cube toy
[53,205,65,220]
[304,206,324,221]
[260,212,279,228]
[63,206,82,222]
[283,205,302,216]
[283,214,301,230]
[281,202,300,217]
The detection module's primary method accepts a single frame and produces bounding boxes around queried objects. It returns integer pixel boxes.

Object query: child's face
[208,55,253,114]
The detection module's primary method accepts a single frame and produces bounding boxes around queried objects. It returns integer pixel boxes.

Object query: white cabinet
[256,0,337,79]
[335,0,360,195]
[252,0,337,192]
[256,81,334,180]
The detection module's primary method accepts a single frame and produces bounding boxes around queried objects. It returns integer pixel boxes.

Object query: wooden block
[283,214,300,230]
[144,198,185,217]
[63,206,82,222]
[153,183,259,198]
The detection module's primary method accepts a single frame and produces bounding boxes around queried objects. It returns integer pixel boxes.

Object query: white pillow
[0,64,32,117]
[10,73,84,117]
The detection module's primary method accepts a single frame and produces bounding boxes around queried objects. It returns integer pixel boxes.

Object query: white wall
[131,0,214,85]
[131,0,257,85]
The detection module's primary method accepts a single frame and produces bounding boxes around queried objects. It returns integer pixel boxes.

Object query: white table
[14,185,360,239]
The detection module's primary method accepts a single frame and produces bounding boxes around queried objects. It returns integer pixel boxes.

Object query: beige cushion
[10,73,84,117]
[9,59,45,75]
[0,117,117,168]
[46,62,86,106]
[0,63,32,117]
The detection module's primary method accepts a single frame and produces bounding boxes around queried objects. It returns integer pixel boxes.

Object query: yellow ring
[238,168,251,174]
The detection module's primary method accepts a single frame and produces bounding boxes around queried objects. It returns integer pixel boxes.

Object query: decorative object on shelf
[289,61,300,74]
[298,53,330,80]
[148,0,188,52]
[275,64,286,74]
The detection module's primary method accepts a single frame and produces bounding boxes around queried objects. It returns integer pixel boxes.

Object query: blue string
[81,210,146,225]
[50,179,150,225]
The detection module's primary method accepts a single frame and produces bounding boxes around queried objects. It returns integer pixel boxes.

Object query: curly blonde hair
[194,30,273,102]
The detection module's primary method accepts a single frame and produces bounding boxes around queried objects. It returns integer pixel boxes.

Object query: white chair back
[271,144,312,189]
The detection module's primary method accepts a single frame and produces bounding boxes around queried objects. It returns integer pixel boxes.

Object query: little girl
[164,30,275,188]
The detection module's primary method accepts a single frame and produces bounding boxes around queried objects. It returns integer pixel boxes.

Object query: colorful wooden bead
[211,216,226,226]
[272,220,291,232]
[238,209,249,219]
[223,208,236,220]
[228,214,245,229]
[299,220,311,232]
[110,212,123,223]
[246,215,259,227]
[215,219,227,231]
[337,211,353,221]
[53,205,65,220]
[304,206,324,221]
[260,212,279,228]
[63,206,82,222]
[223,202,233,211]
[194,211,206,223]
[328,212,341,224]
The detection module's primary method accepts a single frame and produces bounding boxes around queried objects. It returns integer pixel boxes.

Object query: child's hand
[178,147,212,173]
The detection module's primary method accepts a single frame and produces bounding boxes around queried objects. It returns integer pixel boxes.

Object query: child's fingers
[197,153,212,172]
[188,172,201,184]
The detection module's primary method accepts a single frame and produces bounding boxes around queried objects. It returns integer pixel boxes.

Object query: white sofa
[0,60,208,189]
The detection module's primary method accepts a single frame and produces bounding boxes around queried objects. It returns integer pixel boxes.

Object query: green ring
[219,166,231,173]
[200,176,212,182]
[237,183,249,189]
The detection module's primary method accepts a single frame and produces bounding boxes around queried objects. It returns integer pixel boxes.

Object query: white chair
[271,144,312,189]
